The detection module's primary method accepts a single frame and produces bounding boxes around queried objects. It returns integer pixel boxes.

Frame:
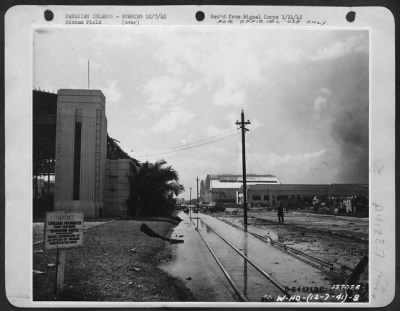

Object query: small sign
[44,211,84,249]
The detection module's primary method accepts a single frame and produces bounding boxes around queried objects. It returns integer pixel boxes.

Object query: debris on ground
[127,265,142,272]
[140,223,184,244]
[261,293,274,302]
[33,270,47,275]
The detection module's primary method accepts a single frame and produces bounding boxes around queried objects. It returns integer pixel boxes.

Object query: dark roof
[33,90,57,117]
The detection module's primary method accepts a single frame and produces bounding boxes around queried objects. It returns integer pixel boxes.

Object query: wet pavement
[161,212,332,302]
[160,213,236,301]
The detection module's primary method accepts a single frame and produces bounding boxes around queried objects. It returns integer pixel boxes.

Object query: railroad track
[189,215,290,302]
[216,216,334,271]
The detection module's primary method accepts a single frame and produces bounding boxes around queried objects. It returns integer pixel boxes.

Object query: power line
[141,133,236,159]
[134,129,237,159]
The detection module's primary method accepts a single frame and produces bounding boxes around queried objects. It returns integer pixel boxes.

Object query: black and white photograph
[4,5,396,308]
[31,25,371,303]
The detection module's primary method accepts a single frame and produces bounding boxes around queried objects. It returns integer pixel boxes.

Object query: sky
[34,27,369,199]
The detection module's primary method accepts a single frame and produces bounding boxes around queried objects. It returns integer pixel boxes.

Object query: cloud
[251,119,263,130]
[310,35,368,61]
[181,82,200,95]
[224,112,241,127]
[246,150,328,183]
[152,30,265,108]
[319,87,332,96]
[265,150,326,166]
[213,85,246,107]
[313,96,328,113]
[313,87,332,119]
[205,125,225,137]
[142,75,182,106]
[151,106,194,133]
[103,80,122,103]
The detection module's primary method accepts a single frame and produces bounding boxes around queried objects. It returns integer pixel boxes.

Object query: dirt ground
[33,220,195,301]
[217,210,369,299]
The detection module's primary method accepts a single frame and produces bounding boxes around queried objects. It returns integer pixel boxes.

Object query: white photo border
[4,5,395,308]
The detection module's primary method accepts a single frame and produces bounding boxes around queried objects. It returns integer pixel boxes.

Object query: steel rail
[218,217,333,270]
[195,223,248,302]
[249,231,333,269]
[199,218,289,296]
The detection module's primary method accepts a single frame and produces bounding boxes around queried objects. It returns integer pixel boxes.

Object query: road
[160,212,332,302]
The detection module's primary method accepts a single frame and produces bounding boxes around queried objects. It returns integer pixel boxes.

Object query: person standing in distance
[277,201,284,224]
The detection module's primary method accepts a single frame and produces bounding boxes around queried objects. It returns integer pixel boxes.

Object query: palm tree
[127,159,184,217]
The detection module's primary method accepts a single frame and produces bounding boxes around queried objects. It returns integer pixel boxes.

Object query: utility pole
[236,110,251,232]
[189,187,192,219]
[196,176,199,208]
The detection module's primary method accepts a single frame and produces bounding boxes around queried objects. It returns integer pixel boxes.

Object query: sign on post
[44,211,84,295]
[44,211,84,249]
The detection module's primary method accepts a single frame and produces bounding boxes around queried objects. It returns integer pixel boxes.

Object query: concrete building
[54,89,108,216]
[34,89,135,218]
[200,173,368,211]
[104,159,131,217]
[242,183,368,209]
[200,174,280,206]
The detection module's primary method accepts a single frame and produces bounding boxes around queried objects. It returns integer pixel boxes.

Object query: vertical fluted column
[54,89,107,217]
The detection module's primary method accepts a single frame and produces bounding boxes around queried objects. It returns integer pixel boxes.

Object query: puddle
[161,212,332,302]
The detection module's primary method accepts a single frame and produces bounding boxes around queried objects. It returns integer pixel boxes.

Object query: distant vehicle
[209,206,225,213]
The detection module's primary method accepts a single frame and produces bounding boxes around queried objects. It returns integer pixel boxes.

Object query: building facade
[54,89,108,216]
[33,89,134,218]
[243,183,368,209]
[200,173,368,211]
[200,174,280,206]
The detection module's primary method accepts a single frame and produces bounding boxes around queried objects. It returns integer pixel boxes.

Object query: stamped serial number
[331,284,361,290]
[285,286,327,293]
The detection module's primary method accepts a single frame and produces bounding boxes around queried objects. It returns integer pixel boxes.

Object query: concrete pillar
[54,89,107,217]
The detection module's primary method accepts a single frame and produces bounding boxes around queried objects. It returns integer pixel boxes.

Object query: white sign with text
[44,211,84,249]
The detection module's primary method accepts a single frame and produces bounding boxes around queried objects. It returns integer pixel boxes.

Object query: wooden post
[45,212,84,297]
[56,248,66,295]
